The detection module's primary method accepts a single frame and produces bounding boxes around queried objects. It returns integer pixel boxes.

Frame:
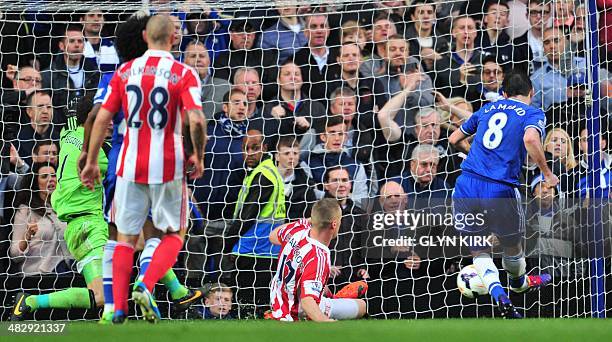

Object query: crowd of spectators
[1,0,611,318]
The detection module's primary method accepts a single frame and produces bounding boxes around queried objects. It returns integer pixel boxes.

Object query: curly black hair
[115,14,150,62]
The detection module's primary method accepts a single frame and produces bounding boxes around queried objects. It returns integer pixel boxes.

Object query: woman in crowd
[544,127,581,194]
[9,163,70,275]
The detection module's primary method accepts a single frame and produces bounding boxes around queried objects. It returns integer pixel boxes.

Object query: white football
[457,265,488,299]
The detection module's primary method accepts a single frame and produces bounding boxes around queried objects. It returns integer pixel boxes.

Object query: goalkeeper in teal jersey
[11,93,109,320]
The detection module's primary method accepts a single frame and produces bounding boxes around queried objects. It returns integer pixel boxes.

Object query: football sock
[26,288,95,310]
[473,253,506,303]
[102,240,117,313]
[139,238,188,299]
[160,270,189,300]
[503,252,528,292]
[138,238,160,280]
[142,234,183,293]
[113,242,135,314]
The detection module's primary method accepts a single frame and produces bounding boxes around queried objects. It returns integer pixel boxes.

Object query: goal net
[0,0,609,320]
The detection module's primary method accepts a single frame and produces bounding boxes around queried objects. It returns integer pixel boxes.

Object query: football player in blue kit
[449,69,560,318]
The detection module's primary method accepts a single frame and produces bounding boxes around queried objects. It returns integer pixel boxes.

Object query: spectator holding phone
[433,14,484,98]
[404,0,450,72]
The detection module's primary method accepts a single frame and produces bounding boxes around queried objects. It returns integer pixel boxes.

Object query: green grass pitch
[5,319,610,342]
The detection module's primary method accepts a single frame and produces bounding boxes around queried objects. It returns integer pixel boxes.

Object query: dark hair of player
[311,198,342,232]
[114,15,150,62]
[502,69,533,97]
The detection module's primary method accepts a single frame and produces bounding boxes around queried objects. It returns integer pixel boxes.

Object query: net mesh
[0,0,610,320]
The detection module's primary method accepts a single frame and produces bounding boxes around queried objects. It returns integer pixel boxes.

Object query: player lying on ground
[268,198,367,322]
[11,93,108,320]
[448,69,560,319]
[81,14,206,323]
[81,13,202,323]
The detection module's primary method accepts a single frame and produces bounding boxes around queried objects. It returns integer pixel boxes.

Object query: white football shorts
[113,176,188,235]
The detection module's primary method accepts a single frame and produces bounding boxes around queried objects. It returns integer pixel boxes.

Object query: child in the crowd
[189,282,234,319]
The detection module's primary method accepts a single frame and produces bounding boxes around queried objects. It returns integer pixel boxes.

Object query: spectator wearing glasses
[1,65,42,167]
[514,0,553,73]
[466,55,505,111]
[2,65,43,126]
[4,65,42,93]
[393,144,451,204]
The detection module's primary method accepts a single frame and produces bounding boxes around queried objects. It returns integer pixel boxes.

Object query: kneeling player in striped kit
[268,198,367,322]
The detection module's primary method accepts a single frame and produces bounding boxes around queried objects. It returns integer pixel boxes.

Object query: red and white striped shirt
[101,49,202,184]
[270,219,331,321]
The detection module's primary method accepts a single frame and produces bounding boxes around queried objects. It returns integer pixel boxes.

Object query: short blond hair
[146,15,175,45]
[311,198,342,231]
